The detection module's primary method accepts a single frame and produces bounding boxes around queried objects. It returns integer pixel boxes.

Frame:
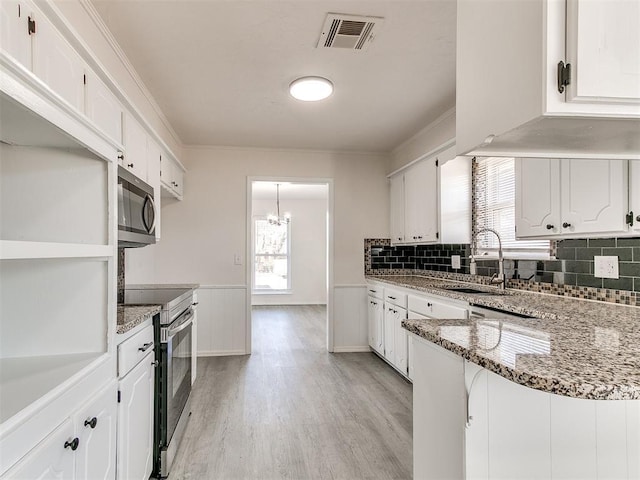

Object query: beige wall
[389,108,456,173]
[125,146,390,286]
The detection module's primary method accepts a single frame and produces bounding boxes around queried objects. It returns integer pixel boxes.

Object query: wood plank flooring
[170,305,413,479]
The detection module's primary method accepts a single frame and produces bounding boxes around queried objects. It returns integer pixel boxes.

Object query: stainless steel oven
[123,287,194,478]
[158,305,193,476]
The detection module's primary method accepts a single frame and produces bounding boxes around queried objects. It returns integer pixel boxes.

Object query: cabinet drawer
[384,288,407,308]
[366,284,384,299]
[117,324,154,378]
[408,295,468,319]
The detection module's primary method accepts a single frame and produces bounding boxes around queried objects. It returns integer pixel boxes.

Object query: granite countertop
[117,305,161,335]
[368,275,640,400]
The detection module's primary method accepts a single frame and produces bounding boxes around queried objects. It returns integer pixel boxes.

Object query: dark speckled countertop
[117,305,161,335]
[367,275,640,400]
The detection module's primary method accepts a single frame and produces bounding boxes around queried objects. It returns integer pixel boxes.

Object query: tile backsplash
[365,237,640,306]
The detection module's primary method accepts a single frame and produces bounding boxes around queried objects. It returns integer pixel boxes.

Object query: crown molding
[391,106,456,157]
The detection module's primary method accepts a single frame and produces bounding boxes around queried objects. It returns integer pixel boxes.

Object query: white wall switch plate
[234,254,243,265]
[451,255,461,269]
[594,255,619,279]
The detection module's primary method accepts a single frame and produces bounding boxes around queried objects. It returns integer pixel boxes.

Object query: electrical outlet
[594,256,619,279]
[234,254,243,265]
[451,255,461,269]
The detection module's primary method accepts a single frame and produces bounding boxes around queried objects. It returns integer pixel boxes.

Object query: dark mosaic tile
[588,238,616,247]
[564,260,592,274]
[559,239,588,248]
[617,237,640,247]
[576,274,603,288]
[619,262,640,277]
[603,277,634,291]
[576,247,602,261]
[603,247,633,261]
[556,247,576,260]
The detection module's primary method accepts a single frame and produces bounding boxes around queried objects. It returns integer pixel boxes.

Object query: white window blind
[473,157,550,258]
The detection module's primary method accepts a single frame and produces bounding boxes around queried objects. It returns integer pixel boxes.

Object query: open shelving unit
[0,57,118,447]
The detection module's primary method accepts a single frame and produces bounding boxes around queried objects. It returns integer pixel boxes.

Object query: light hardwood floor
[170,305,413,479]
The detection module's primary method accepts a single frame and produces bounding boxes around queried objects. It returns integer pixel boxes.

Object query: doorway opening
[246,178,333,353]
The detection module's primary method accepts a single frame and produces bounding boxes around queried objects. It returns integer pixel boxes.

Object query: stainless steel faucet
[470,227,505,290]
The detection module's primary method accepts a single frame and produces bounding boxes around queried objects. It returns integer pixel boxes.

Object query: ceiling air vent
[317,13,384,51]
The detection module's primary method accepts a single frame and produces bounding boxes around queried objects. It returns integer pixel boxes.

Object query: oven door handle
[167,313,193,338]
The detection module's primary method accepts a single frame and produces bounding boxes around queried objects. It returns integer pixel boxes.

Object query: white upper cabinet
[515,158,630,238]
[390,143,470,245]
[0,0,33,69]
[389,174,405,243]
[566,0,640,104]
[456,0,640,158]
[32,10,85,112]
[405,159,438,243]
[515,158,562,237]
[160,155,185,200]
[631,161,640,233]
[122,112,148,181]
[85,69,123,145]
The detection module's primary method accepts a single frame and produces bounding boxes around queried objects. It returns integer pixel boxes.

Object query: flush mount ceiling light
[289,76,334,101]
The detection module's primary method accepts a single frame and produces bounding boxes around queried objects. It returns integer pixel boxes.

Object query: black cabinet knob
[127,163,134,168]
[562,222,572,228]
[546,224,554,230]
[636,215,640,222]
[64,438,79,451]
[427,303,432,307]
[84,417,98,429]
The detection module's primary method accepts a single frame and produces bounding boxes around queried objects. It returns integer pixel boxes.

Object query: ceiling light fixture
[289,76,334,101]
[268,184,291,226]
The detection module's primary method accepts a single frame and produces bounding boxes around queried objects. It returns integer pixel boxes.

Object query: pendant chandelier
[267,183,290,226]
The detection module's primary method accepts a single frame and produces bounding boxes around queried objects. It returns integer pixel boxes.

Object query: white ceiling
[91,0,456,153]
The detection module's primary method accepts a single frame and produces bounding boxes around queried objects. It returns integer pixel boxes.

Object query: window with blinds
[473,157,550,258]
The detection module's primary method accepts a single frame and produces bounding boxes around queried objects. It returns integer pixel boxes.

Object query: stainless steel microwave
[118,166,156,247]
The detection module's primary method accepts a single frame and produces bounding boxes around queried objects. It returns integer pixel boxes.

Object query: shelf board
[0,352,103,424]
[0,241,113,260]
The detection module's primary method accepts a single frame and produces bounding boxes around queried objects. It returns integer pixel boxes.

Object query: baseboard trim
[197,350,247,357]
[332,346,371,353]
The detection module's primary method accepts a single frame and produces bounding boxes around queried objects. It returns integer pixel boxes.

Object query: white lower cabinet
[412,337,640,480]
[367,295,384,355]
[117,348,155,480]
[2,382,117,480]
[383,304,407,375]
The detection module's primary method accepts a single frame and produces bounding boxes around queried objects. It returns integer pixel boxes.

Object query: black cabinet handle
[64,438,79,451]
[84,417,98,429]
[417,236,423,239]
[117,152,124,160]
[546,224,554,230]
[192,302,199,306]
[388,296,396,300]
[562,222,572,228]
[127,163,134,168]
[397,237,402,241]
[138,342,153,352]
[427,303,432,307]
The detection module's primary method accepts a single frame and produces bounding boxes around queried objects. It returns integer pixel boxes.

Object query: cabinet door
[122,112,148,182]
[117,352,155,480]
[631,160,640,234]
[374,301,384,354]
[75,382,117,480]
[393,306,408,374]
[367,296,377,350]
[32,13,85,112]
[389,174,405,243]
[560,159,628,235]
[146,140,162,240]
[85,70,122,144]
[566,0,640,105]
[405,159,438,242]
[383,304,395,364]
[0,0,33,69]
[515,158,561,237]
[3,419,75,480]
[172,167,184,198]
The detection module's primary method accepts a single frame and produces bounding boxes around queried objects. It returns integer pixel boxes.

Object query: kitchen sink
[442,287,498,295]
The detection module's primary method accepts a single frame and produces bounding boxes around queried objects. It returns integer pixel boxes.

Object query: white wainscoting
[196,286,248,357]
[332,285,369,353]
